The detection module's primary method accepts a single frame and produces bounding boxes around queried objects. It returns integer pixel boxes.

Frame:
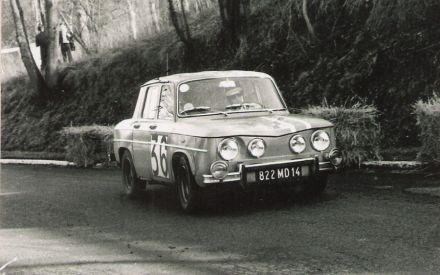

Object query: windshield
[177,77,286,116]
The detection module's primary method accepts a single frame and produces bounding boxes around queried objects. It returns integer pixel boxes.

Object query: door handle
[133,124,140,129]
[149,124,157,130]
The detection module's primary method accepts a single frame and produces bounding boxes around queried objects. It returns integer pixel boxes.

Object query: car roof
[141,70,272,86]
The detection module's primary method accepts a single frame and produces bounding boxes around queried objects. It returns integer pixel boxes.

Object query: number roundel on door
[151,134,168,178]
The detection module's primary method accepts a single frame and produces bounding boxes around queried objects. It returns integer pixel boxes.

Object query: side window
[133,87,147,118]
[141,85,161,119]
[158,85,174,120]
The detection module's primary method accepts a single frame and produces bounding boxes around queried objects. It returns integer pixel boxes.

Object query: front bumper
[203,157,337,185]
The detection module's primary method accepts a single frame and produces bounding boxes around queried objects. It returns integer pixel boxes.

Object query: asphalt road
[0,165,439,274]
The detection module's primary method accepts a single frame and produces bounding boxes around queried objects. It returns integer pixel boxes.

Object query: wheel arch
[118,147,131,167]
[171,151,196,181]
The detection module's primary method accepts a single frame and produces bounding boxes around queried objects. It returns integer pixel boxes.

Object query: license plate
[246,165,310,184]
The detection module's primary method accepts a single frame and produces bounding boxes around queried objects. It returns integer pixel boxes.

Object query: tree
[149,0,162,34]
[125,0,137,40]
[302,0,317,42]
[58,9,91,54]
[167,0,193,54]
[66,0,102,53]
[10,0,49,98]
[33,0,46,27]
[218,0,249,49]
[43,0,59,88]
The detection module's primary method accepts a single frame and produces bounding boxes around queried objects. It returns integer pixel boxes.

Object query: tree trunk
[218,0,244,48]
[151,1,161,33]
[144,1,154,36]
[179,0,191,40]
[126,0,137,40]
[33,0,45,27]
[44,0,59,88]
[302,0,317,41]
[218,0,227,29]
[73,0,91,50]
[10,0,49,98]
[168,0,189,45]
[81,0,101,52]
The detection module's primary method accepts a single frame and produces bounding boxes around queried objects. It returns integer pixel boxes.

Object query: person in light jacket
[59,22,73,63]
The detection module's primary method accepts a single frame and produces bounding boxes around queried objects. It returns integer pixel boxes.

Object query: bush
[414,95,440,164]
[301,103,381,167]
[60,125,114,167]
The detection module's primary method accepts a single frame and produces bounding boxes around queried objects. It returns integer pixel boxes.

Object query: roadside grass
[60,125,114,167]
[379,147,420,161]
[414,95,440,163]
[301,103,381,167]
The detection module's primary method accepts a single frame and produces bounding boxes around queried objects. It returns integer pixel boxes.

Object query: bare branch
[302,0,318,41]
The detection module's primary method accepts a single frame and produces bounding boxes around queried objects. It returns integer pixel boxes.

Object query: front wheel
[175,156,200,213]
[121,151,145,198]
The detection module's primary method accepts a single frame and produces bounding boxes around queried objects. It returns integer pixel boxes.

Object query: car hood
[175,113,333,137]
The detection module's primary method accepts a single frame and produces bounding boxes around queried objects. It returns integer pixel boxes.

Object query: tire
[175,156,200,213]
[121,151,145,198]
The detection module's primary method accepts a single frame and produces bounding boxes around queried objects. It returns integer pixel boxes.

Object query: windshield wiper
[260,108,289,113]
[225,103,280,114]
[180,106,211,115]
[225,102,263,110]
[180,107,229,117]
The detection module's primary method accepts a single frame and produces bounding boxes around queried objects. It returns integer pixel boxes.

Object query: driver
[226,87,244,105]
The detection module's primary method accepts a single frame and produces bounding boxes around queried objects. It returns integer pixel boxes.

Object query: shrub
[414,95,440,164]
[301,103,381,167]
[60,125,114,167]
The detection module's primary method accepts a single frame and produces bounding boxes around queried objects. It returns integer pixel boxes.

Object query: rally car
[113,71,342,212]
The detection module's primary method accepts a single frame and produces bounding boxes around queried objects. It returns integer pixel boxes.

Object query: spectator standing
[59,22,73,63]
[35,25,48,71]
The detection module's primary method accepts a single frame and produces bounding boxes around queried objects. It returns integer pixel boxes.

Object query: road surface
[1,165,439,274]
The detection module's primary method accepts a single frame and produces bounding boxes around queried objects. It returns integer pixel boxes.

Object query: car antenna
[166,52,169,76]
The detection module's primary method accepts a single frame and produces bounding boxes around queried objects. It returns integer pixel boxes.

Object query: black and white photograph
[1,0,439,274]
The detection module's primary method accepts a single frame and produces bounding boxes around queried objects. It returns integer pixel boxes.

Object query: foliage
[60,125,113,167]
[414,95,440,164]
[1,0,36,48]
[2,0,440,155]
[236,0,440,146]
[301,103,381,167]
[9,0,49,99]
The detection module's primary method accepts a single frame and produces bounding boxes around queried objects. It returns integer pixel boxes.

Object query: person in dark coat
[35,25,48,70]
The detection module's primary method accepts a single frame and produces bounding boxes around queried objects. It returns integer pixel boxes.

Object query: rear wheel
[175,156,200,213]
[121,151,145,198]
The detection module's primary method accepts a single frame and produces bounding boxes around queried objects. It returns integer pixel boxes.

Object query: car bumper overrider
[203,150,342,185]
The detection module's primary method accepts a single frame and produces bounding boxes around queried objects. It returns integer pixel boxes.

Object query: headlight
[218,138,239,160]
[248,139,265,158]
[329,149,343,167]
[289,135,306,153]
[210,161,229,179]
[311,130,330,151]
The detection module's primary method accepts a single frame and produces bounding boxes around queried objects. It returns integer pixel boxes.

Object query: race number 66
[151,135,168,178]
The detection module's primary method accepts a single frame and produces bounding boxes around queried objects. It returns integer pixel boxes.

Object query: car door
[151,85,175,183]
[132,84,161,180]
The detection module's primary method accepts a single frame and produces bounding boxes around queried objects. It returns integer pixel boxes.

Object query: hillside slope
[2,0,439,153]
